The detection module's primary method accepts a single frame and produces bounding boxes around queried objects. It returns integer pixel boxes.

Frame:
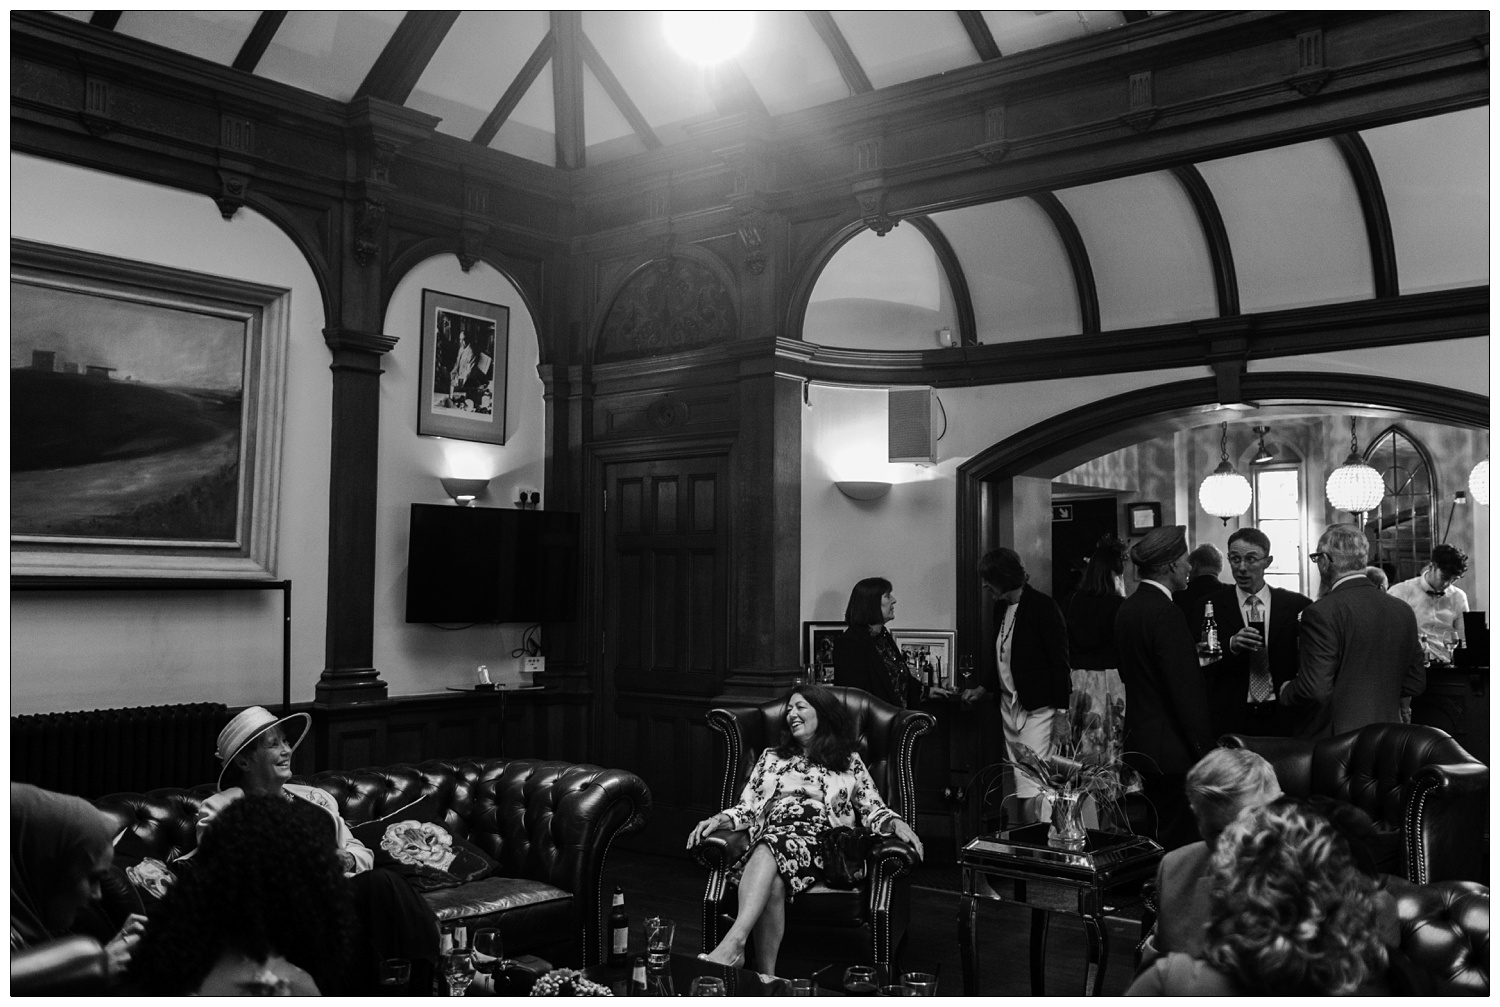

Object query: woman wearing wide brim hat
[192,706,440,993]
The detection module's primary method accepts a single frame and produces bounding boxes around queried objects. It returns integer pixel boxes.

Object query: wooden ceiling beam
[957,12,1002,61]
[232,11,287,74]
[1029,192,1100,334]
[580,31,662,150]
[87,12,121,30]
[705,60,771,120]
[806,11,873,95]
[1170,164,1240,317]
[473,31,555,148]
[1333,132,1400,299]
[551,11,586,169]
[355,10,459,105]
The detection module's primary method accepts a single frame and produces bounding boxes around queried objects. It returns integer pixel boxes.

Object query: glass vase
[1047,791,1088,848]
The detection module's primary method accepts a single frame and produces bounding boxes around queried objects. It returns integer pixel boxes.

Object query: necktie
[1246,596,1273,704]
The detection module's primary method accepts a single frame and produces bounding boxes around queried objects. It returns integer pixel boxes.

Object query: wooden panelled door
[601,456,728,793]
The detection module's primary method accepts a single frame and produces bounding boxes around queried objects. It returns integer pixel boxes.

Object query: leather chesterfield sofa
[94,757,651,968]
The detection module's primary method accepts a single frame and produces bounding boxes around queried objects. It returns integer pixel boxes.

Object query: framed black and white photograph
[1127,501,1163,536]
[10,239,289,578]
[418,288,509,445]
[890,628,956,689]
[802,621,845,675]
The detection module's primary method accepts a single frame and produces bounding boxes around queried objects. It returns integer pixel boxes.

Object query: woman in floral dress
[687,685,923,975]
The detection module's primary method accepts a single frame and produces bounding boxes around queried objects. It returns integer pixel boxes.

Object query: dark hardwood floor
[602,848,1143,996]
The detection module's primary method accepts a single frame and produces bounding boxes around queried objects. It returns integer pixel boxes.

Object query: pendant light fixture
[1469,459,1489,506]
[1250,425,1275,465]
[1199,422,1252,525]
[1324,418,1385,521]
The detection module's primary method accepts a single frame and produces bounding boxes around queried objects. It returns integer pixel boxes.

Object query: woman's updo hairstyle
[773,684,858,772]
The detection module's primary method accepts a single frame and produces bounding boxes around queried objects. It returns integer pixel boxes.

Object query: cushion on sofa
[349,793,497,890]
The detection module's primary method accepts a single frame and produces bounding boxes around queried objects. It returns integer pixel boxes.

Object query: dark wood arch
[590,245,741,362]
[954,372,1488,662]
[784,216,872,346]
[906,215,977,346]
[1170,163,1240,317]
[382,238,547,355]
[1333,132,1400,299]
[1029,191,1100,334]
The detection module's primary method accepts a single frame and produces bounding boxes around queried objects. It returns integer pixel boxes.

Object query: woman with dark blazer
[832,577,923,709]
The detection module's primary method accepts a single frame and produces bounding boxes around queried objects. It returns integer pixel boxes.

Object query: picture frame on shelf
[10,239,289,579]
[802,621,845,682]
[889,628,957,690]
[418,288,509,445]
[1127,501,1163,536]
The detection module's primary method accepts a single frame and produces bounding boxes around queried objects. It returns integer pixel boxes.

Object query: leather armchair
[10,936,111,996]
[1392,879,1489,995]
[692,687,933,975]
[96,756,651,967]
[1221,723,1488,884]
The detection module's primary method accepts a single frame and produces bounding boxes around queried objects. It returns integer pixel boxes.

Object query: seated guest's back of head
[127,794,353,995]
[1203,796,1388,995]
[1184,747,1281,846]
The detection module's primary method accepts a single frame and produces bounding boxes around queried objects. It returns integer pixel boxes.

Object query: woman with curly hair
[686,684,923,975]
[1128,796,1389,995]
[128,794,351,994]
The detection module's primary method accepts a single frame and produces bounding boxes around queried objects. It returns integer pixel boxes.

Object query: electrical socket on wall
[523,656,545,674]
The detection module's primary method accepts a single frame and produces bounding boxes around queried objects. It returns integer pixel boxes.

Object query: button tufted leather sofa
[692,687,932,977]
[1221,723,1488,884]
[1391,878,1489,994]
[93,757,651,968]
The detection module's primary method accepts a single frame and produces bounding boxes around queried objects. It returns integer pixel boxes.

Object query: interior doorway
[1051,496,1118,609]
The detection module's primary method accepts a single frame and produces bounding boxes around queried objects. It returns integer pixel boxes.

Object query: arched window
[1363,425,1436,583]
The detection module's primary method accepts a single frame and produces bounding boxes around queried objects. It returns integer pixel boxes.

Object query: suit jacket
[1282,576,1426,739]
[1193,585,1313,737]
[1172,574,1223,620]
[1114,584,1216,775]
[1153,841,1214,959]
[978,584,1071,711]
[832,626,922,708]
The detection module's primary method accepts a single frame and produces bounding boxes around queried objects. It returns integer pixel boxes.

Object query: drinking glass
[378,958,411,994]
[902,972,938,996]
[877,984,918,995]
[843,966,878,995]
[957,655,974,687]
[472,928,515,993]
[445,950,476,996]
[789,978,814,996]
[690,976,727,995]
[644,916,675,967]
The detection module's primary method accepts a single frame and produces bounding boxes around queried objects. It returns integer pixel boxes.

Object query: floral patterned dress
[720,749,897,900]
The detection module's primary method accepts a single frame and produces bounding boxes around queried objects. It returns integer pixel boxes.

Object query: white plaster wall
[373,256,547,695]
[10,153,332,712]
[800,340,1490,634]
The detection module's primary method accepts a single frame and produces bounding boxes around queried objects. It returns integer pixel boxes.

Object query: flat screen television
[405,504,580,624]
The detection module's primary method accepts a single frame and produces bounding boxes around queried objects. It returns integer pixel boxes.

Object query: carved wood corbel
[1120,70,1159,132]
[458,180,490,272]
[1286,28,1333,97]
[852,134,898,235]
[1199,317,1254,405]
[214,113,256,220]
[976,105,1010,163]
[79,76,116,137]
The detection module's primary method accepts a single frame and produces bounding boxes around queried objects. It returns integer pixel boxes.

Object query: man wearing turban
[1114,525,1217,851]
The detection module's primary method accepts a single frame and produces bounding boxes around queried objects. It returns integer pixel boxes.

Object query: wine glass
[445,950,476,996]
[379,958,411,994]
[844,965,878,995]
[472,929,515,993]
[690,976,727,995]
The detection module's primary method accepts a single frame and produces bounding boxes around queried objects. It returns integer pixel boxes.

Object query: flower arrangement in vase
[1006,740,1127,848]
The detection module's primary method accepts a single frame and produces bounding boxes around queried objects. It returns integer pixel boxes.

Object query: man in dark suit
[1192,527,1313,738]
[1115,525,1217,851]
[1280,524,1426,738]
[1172,543,1223,619]
[962,548,1071,823]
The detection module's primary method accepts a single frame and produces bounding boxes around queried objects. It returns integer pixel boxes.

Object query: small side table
[958,824,1161,996]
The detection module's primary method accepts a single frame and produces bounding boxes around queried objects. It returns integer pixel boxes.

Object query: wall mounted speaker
[889,387,937,463]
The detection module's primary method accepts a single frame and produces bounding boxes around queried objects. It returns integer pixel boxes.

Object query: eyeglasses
[1309,551,1329,562]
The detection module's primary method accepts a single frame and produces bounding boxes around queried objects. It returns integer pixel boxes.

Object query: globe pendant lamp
[1469,459,1489,506]
[1199,422,1252,525]
[1325,418,1385,521]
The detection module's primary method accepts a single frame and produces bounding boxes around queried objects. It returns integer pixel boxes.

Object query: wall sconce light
[835,480,892,501]
[1442,490,1468,543]
[440,477,490,506]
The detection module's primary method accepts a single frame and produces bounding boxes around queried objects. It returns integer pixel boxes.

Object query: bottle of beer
[435,921,454,995]
[608,887,629,967]
[1198,601,1223,660]
[630,955,648,996]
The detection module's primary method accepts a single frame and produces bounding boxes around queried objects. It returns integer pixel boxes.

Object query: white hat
[214,706,310,790]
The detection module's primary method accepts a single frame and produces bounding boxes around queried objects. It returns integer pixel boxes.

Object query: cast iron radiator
[11,702,228,799]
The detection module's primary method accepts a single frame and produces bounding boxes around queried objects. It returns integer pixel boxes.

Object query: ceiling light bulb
[664,11,754,66]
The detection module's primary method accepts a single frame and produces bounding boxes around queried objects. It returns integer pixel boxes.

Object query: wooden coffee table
[958,824,1161,996]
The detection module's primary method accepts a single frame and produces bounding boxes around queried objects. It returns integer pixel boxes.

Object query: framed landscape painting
[418,288,509,445]
[10,240,289,578]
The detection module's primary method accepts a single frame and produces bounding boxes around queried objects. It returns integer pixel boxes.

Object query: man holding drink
[1190,528,1312,738]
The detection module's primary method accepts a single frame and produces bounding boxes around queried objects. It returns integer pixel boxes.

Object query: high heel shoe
[697,951,745,969]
